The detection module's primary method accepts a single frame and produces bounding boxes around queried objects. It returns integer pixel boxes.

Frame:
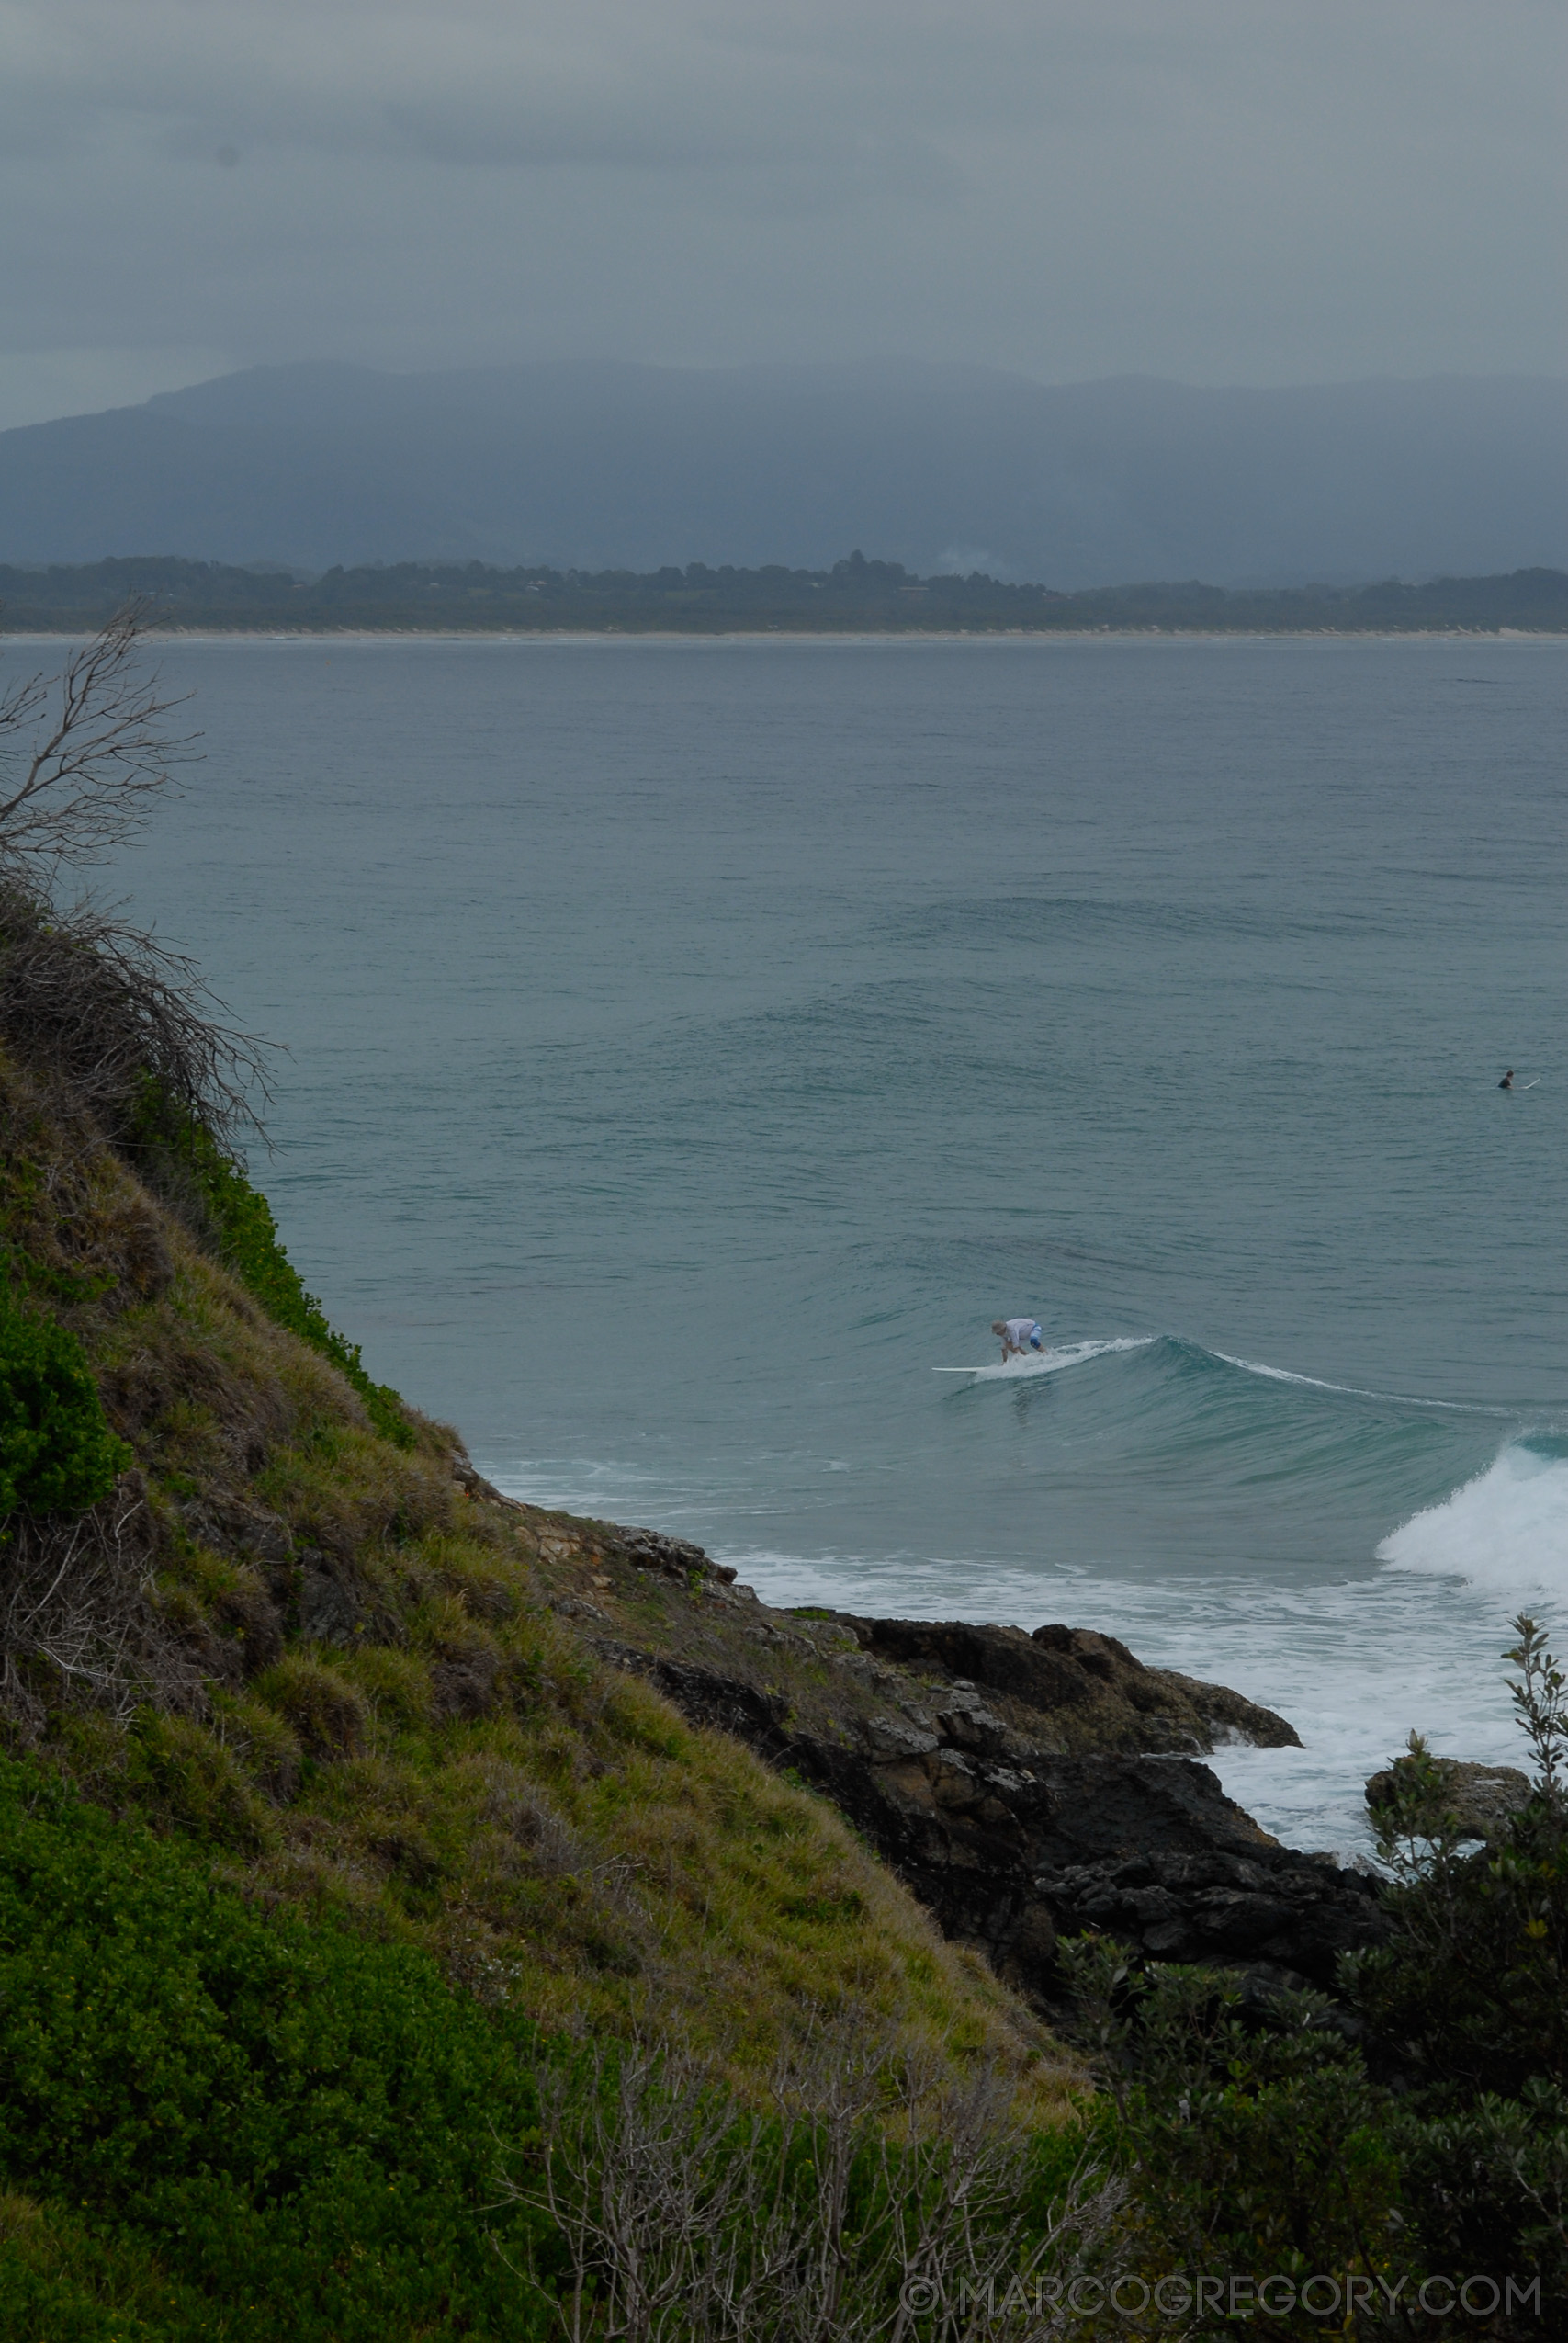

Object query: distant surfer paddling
[1499,1070,1517,1090]
[992,1316,1043,1362]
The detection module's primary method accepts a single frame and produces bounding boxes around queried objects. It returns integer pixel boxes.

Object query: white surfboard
[933,1338,1155,1382]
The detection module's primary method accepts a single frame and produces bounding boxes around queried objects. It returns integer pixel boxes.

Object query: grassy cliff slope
[0,1045,1059,2077]
[0,1024,1076,2332]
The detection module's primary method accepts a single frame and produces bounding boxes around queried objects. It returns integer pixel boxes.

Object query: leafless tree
[502,2021,1126,2343]
[0,602,197,885]
[0,606,270,1143]
[0,885,270,1145]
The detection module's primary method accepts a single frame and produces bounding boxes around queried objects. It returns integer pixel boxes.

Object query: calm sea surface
[102,633,1568,1850]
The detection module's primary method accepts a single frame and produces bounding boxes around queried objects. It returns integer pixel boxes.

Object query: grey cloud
[0,0,1562,404]
[375,93,873,175]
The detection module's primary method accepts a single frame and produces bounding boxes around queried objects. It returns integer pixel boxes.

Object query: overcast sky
[1,0,1563,430]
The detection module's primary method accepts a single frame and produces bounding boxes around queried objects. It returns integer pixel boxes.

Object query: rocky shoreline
[495,1488,1393,2011]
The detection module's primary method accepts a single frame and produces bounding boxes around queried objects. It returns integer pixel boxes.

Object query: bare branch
[0,602,197,883]
[0,883,273,1147]
[0,1475,209,1737]
[499,2022,1128,2341]
[0,606,272,1146]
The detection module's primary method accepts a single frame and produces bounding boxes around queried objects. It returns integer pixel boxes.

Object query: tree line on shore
[2,553,1566,635]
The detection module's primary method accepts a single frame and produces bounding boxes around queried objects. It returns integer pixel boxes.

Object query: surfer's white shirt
[1004,1318,1043,1348]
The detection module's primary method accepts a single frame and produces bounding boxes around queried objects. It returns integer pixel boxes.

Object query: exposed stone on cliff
[513,1501,1383,2009]
[822,1613,1300,1757]
[599,1644,1384,1998]
[1366,1754,1532,1845]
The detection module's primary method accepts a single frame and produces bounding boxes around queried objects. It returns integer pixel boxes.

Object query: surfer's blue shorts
[1029,1330,1043,1348]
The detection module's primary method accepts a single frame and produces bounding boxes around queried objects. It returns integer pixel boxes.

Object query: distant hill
[3,553,1565,634]
[0,362,1565,589]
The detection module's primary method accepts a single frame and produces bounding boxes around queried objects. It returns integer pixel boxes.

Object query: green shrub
[1060,1941,1404,2326]
[131,1086,412,1449]
[1345,1615,1568,2299]
[0,1284,130,1520]
[1389,2079,1568,2300]
[0,2190,210,2341]
[1355,1617,1568,2099]
[0,1754,560,2340]
[1058,1616,1568,2328]
[0,1758,1102,2342]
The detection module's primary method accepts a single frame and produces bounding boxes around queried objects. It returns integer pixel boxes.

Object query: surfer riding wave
[992,1316,1043,1362]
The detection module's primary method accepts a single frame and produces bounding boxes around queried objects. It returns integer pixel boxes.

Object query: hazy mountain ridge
[2,359,1565,586]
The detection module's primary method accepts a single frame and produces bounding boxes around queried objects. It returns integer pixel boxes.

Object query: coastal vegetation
[0,610,1563,2335]
[1066,1647,1568,2330]
[1,554,1566,637]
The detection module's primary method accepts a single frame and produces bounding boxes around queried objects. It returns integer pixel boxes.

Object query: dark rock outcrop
[620,1529,737,1585]
[539,1513,1381,2009]
[1365,1755,1532,1845]
[1024,1834,1388,1989]
[826,1613,1300,1756]
[599,1647,1387,2003]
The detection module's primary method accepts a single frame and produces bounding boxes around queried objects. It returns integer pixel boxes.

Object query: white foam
[1215,1350,1506,1414]
[1378,1443,1568,1596]
[933,1337,1155,1382]
[723,1543,1532,1855]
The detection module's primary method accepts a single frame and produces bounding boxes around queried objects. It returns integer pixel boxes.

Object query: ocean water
[97,632,1568,1855]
